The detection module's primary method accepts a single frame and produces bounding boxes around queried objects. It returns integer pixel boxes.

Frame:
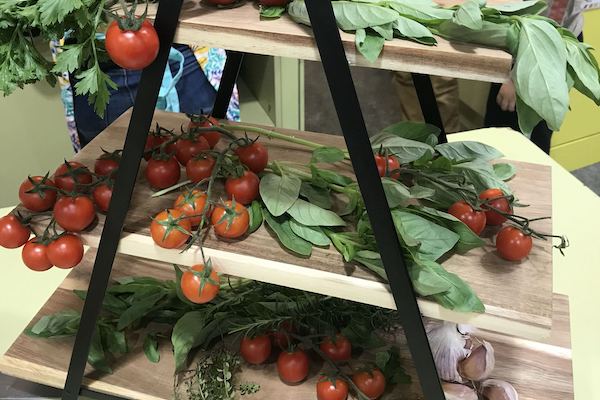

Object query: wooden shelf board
[0,250,572,400]
[146,1,512,83]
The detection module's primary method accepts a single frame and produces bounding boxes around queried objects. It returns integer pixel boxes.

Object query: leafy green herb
[289,219,331,246]
[260,5,286,18]
[493,162,516,181]
[263,208,313,256]
[435,141,503,161]
[259,173,301,217]
[247,200,264,234]
[143,333,160,363]
[312,146,346,163]
[452,0,483,30]
[355,28,385,62]
[287,198,346,227]
[299,182,333,209]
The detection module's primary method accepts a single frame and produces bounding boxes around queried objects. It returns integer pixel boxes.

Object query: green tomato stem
[221,123,326,151]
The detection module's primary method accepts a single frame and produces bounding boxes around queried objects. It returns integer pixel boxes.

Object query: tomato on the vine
[150,209,191,249]
[320,334,352,362]
[479,188,511,226]
[105,19,159,70]
[210,200,249,239]
[0,214,30,249]
[271,320,295,349]
[94,151,120,177]
[186,155,216,183]
[316,376,349,400]
[19,175,57,212]
[225,170,260,205]
[495,226,532,261]
[174,189,208,227]
[174,136,210,166]
[47,234,84,269]
[240,335,272,365]
[22,239,52,271]
[145,155,181,189]
[93,183,113,213]
[352,369,386,400]
[374,154,400,179]
[188,115,221,148]
[53,195,96,232]
[144,132,173,160]
[54,161,93,192]
[181,264,220,304]
[277,349,309,384]
[235,141,269,174]
[448,201,486,235]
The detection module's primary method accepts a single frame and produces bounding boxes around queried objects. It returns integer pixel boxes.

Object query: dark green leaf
[287,198,346,226]
[260,5,286,18]
[289,219,331,246]
[328,232,366,262]
[263,209,313,256]
[493,162,516,180]
[355,28,385,63]
[338,191,361,216]
[311,165,354,187]
[435,141,503,161]
[370,135,434,163]
[409,184,435,199]
[311,146,346,163]
[27,310,80,337]
[102,326,127,354]
[408,259,452,296]
[299,182,332,209]
[354,250,387,280]
[51,43,83,73]
[89,329,111,373]
[172,311,208,371]
[117,291,166,330]
[452,160,512,195]
[74,63,117,117]
[259,173,301,217]
[430,156,453,172]
[382,178,411,208]
[143,334,160,363]
[378,121,440,143]
[247,201,264,233]
[38,0,83,25]
[452,0,483,30]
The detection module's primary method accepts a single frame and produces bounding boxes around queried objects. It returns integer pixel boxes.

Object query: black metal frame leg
[412,73,448,144]
[212,51,244,119]
[305,1,445,399]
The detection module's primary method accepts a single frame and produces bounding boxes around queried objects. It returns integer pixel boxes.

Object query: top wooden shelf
[147,1,512,82]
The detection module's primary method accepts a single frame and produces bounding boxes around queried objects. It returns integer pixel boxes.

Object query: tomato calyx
[212,198,244,230]
[55,160,93,192]
[24,172,58,199]
[151,209,192,242]
[185,259,219,294]
[110,0,149,31]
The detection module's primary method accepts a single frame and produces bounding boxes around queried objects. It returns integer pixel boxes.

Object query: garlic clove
[427,322,471,383]
[458,340,495,381]
[479,379,519,400]
[442,382,478,400]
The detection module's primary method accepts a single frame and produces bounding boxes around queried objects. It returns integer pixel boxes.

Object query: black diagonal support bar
[304,1,445,399]
[412,73,448,143]
[212,50,244,119]
[61,1,184,399]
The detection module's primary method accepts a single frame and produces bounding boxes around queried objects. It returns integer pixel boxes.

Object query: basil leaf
[409,184,435,199]
[287,198,346,227]
[435,141,503,161]
[489,0,547,15]
[382,178,411,208]
[378,121,440,144]
[288,0,311,26]
[299,182,332,209]
[493,163,516,180]
[259,173,302,217]
[516,95,543,135]
[393,15,436,45]
[89,329,112,373]
[172,311,208,371]
[452,160,512,195]
[328,231,366,262]
[372,22,394,40]
[355,28,385,63]
[143,333,160,363]
[247,201,264,233]
[371,135,434,163]
[311,146,346,163]
[408,260,452,296]
[289,219,331,246]
[117,291,166,330]
[436,20,509,49]
[27,310,80,337]
[566,39,600,104]
[388,0,453,23]
[311,165,354,187]
[102,326,127,354]
[260,5,286,18]
[332,1,399,30]
[452,0,483,30]
[263,209,313,256]
[354,250,387,280]
[338,191,361,216]
[415,176,470,209]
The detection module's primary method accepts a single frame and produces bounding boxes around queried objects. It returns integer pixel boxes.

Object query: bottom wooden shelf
[0,250,573,399]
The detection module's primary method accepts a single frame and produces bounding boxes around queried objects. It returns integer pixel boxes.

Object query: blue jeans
[72,44,217,147]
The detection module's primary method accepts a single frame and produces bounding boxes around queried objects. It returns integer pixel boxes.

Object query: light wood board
[0,250,572,400]
[145,1,512,83]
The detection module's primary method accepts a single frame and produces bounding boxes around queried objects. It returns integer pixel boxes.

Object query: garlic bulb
[480,379,519,400]
[442,383,478,400]
[426,322,471,382]
[458,340,495,381]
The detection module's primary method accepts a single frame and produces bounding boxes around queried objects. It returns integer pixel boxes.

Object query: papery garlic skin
[426,322,471,383]
[442,382,478,400]
[480,379,519,400]
[458,340,495,381]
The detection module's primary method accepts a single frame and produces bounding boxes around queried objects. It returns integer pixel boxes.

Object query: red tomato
[316,377,349,400]
[53,196,96,232]
[186,155,216,183]
[260,0,289,5]
[234,142,269,174]
[271,320,295,349]
[495,226,533,261]
[54,162,93,192]
[174,189,208,227]
[374,154,400,179]
[92,183,113,213]
[105,19,159,70]
[188,115,221,148]
[22,239,52,271]
[47,234,84,269]
[150,209,191,249]
[352,369,386,400]
[174,136,210,166]
[145,156,181,189]
[479,188,511,226]
[144,133,173,160]
[320,334,352,362]
[448,201,486,235]
[210,201,249,239]
[277,349,309,384]
[240,335,272,365]
[0,214,30,249]
[181,264,220,303]
[225,171,260,205]
[94,153,120,177]
[19,176,57,212]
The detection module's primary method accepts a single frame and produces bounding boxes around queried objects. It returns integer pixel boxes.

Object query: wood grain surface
[144,1,512,82]
[0,250,571,400]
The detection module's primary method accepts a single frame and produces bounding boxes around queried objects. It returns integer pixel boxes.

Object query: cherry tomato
[352,369,386,400]
[260,0,289,5]
[105,19,159,70]
[150,209,191,249]
[186,155,216,183]
[374,154,400,179]
[54,162,93,192]
[22,239,52,271]
[181,264,220,304]
[235,142,269,174]
[19,176,57,212]
[225,171,260,205]
[94,154,120,177]
[271,320,295,349]
[174,189,208,227]
[145,156,181,189]
[240,335,272,365]
[320,334,352,362]
[495,226,533,261]
[53,195,96,232]
[174,136,210,166]
[448,201,486,235]
[316,377,349,400]
[144,133,173,160]
[0,214,30,249]
[479,188,511,226]
[211,201,249,239]
[277,349,309,384]
[47,234,84,269]
[188,115,221,148]
[92,183,113,213]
